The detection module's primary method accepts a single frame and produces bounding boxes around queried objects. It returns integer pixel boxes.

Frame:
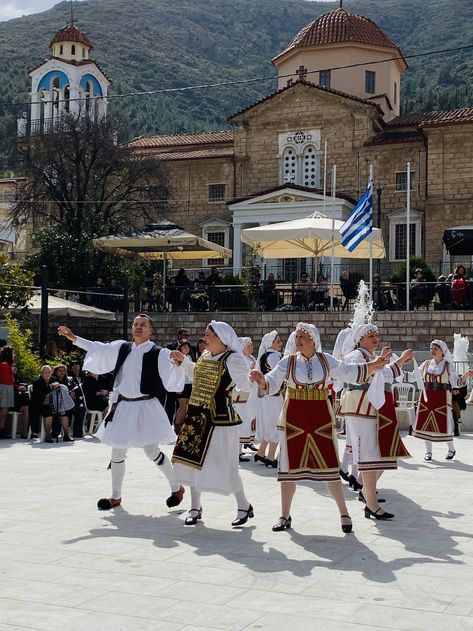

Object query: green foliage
[0,253,34,309]
[2,0,472,172]
[391,257,436,283]
[3,312,41,383]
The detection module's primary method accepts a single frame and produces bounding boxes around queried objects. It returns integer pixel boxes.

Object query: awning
[443,226,473,255]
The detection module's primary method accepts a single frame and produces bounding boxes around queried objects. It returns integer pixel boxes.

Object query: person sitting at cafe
[262,273,278,311]
[293,272,313,309]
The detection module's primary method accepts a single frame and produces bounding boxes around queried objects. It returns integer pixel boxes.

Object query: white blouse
[264,352,366,396]
[407,358,462,389]
[344,348,401,384]
[75,337,185,402]
[183,350,254,392]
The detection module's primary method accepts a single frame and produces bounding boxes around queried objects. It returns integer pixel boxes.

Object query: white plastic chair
[79,384,104,434]
[392,383,416,428]
[8,411,19,439]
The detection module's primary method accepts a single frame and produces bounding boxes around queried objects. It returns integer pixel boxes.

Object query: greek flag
[339,180,373,252]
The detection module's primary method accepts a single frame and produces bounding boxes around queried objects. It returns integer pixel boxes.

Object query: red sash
[378,393,410,459]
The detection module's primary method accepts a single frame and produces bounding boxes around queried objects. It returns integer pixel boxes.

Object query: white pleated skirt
[173,425,243,495]
[234,401,256,443]
[94,398,177,449]
[256,395,283,443]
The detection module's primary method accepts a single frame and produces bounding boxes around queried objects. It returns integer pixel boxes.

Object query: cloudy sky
[0,0,334,22]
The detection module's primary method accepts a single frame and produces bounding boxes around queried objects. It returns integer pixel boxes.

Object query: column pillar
[233,223,242,275]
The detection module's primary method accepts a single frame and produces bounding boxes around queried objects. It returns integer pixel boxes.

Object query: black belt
[117,394,154,402]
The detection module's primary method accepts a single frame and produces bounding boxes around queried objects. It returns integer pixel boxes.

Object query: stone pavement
[2,434,473,631]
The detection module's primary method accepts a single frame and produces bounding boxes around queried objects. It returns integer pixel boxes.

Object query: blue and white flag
[339,180,373,252]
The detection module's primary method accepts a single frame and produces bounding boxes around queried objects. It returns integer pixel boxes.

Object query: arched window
[52,77,60,111]
[302,145,320,188]
[282,147,297,184]
[85,80,93,111]
[71,44,76,55]
[59,44,63,55]
[64,86,70,112]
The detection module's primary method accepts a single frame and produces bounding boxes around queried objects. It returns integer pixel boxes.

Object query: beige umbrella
[240,212,385,259]
[26,293,116,320]
[93,220,232,298]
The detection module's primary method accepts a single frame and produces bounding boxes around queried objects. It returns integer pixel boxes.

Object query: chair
[79,384,104,434]
[8,411,19,439]
[392,383,416,430]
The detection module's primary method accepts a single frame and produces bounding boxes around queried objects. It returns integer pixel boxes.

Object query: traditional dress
[233,338,257,446]
[408,342,462,448]
[255,331,283,445]
[172,326,253,496]
[339,328,410,473]
[74,336,185,502]
[262,348,368,482]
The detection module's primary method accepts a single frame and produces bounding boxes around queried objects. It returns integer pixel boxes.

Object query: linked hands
[170,350,185,365]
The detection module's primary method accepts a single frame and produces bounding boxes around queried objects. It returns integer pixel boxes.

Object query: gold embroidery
[287,386,329,400]
[188,357,224,414]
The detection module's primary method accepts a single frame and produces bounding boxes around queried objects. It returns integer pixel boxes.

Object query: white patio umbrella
[26,293,116,321]
[240,212,385,259]
[93,220,232,298]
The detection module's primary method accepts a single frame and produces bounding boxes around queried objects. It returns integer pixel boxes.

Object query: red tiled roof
[128,130,234,149]
[156,147,234,161]
[364,130,425,146]
[274,9,404,62]
[387,108,473,129]
[228,79,382,120]
[49,25,93,50]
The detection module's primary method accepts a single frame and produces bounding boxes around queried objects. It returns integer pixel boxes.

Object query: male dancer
[58,315,185,510]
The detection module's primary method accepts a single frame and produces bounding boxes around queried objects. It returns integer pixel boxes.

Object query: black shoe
[446,450,456,460]
[245,444,258,452]
[44,437,53,443]
[339,469,350,483]
[97,497,121,510]
[364,506,394,520]
[254,454,266,464]
[340,514,353,533]
[264,458,278,468]
[272,516,292,531]
[185,507,202,525]
[358,491,385,503]
[239,453,250,462]
[231,504,254,527]
[348,475,363,491]
[62,435,74,442]
[166,486,185,508]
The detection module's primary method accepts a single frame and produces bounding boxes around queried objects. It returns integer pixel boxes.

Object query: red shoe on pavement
[166,485,185,508]
[97,497,122,510]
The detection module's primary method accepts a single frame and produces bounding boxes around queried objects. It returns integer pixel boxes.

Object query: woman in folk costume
[338,324,414,520]
[252,322,388,534]
[233,337,258,462]
[172,321,255,527]
[407,339,473,461]
[254,330,284,468]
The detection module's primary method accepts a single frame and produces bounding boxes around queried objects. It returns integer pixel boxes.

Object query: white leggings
[110,444,179,500]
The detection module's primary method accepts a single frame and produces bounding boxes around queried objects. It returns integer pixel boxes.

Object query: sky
[0,0,334,22]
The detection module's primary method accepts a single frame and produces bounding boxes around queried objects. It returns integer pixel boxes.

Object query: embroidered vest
[112,342,166,406]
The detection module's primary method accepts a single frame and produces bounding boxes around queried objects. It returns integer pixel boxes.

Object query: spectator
[50,364,75,441]
[262,272,277,311]
[29,365,73,443]
[191,272,209,311]
[0,346,15,438]
[313,273,329,310]
[206,267,222,309]
[11,363,29,438]
[452,385,467,437]
[293,272,313,309]
[410,268,430,310]
[435,275,452,309]
[81,372,109,413]
[372,274,388,311]
[451,272,468,309]
[164,276,177,311]
[92,276,107,309]
[173,269,192,310]
[166,328,194,424]
[174,340,193,434]
[43,339,61,359]
[195,338,207,359]
[340,270,357,311]
[108,278,122,312]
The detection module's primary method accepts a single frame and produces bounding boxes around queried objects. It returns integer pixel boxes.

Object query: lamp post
[374,180,386,274]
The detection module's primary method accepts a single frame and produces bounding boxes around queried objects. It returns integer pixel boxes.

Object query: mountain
[0,0,472,172]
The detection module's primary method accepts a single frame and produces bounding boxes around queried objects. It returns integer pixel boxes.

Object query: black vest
[112,342,167,406]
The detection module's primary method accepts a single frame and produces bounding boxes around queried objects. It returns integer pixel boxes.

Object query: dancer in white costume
[233,337,258,462]
[171,321,254,527]
[254,330,283,468]
[58,316,186,510]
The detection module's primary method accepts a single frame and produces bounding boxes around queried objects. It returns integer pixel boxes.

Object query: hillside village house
[11,6,473,279]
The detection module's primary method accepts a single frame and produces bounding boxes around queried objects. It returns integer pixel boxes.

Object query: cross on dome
[297,65,307,81]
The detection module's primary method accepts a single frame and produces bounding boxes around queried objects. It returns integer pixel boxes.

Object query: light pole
[374,180,386,274]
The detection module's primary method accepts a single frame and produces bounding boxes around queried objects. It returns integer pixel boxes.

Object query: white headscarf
[431,339,454,365]
[284,322,322,355]
[257,330,279,361]
[238,336,252,352]
[210,320,241,352]
[342,323,379,358]
[332,326,352,361]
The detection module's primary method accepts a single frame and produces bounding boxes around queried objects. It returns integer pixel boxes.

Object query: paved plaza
[2,433,473,631]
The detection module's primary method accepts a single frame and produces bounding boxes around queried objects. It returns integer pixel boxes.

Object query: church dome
[278,8,399,58]
[49,25,93,51]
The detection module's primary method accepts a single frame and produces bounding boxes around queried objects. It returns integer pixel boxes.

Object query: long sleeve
[264,356,289,395]
[181,355,196,381]
[447,362,463,388]
[74,337,125,374]
[326,352,370,384]
[405,360,426,383]
[226,353,253,392]
[158,348,185,393]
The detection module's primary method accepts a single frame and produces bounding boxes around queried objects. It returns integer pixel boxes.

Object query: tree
[10,113,170,287]
[0,253,34,309]
[3,312,41,383]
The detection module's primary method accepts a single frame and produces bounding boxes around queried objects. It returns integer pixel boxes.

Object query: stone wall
[34,310,473,352]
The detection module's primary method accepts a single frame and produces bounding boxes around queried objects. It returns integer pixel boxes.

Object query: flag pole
[369,165,373,304]
[406,161,411,312]
[330,163,336,311]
